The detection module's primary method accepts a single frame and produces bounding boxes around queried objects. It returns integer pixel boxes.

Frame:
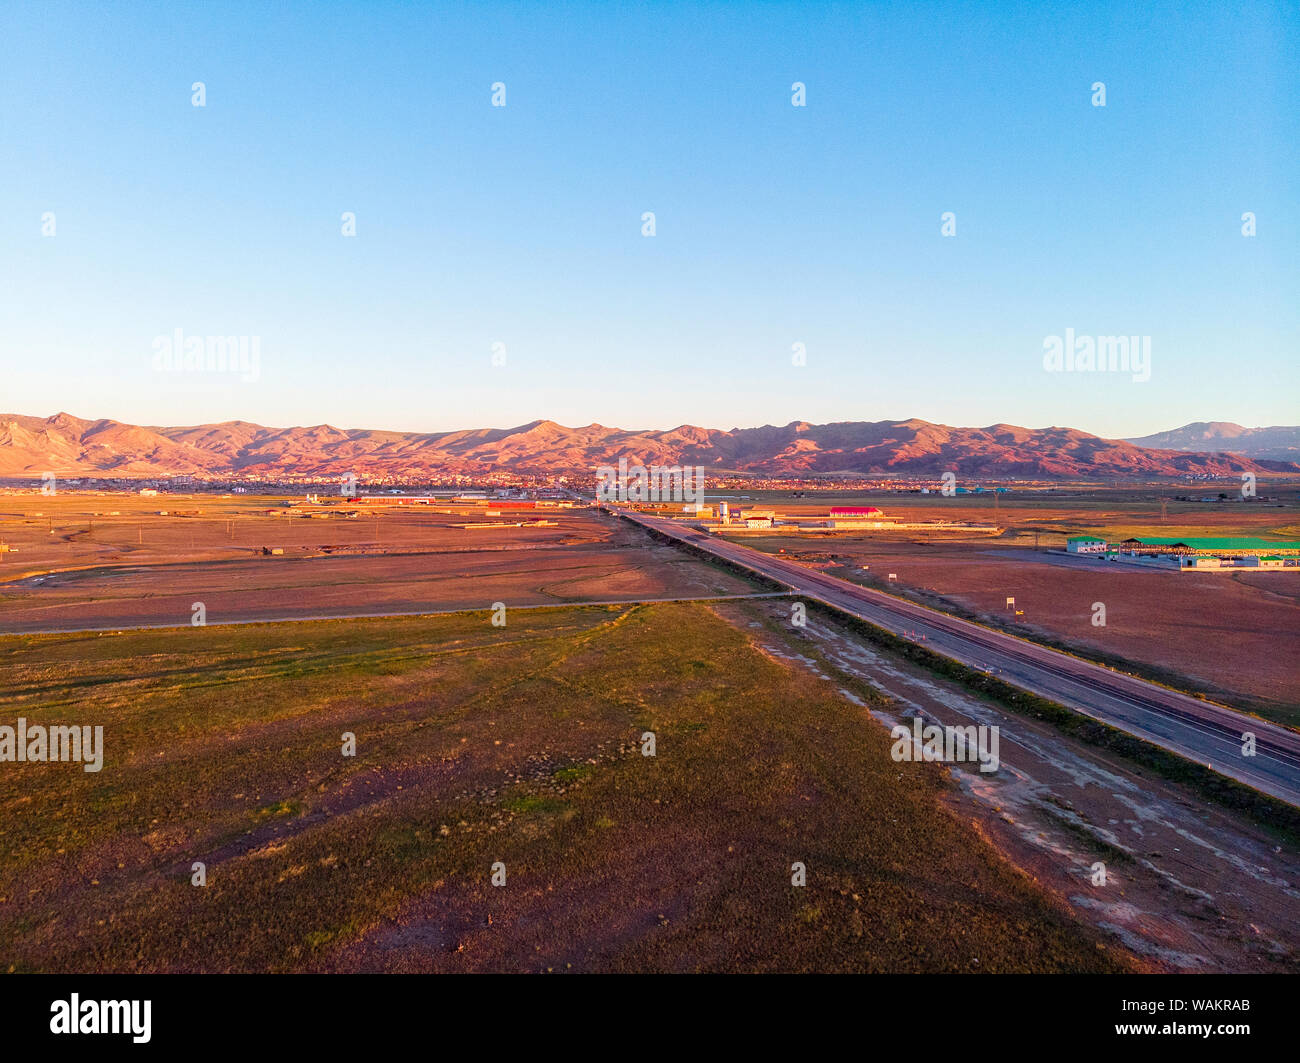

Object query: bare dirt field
[0,494,608,582]
[0,496,755,632]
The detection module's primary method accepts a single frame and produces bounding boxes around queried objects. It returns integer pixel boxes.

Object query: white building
[1066,536,1108,554]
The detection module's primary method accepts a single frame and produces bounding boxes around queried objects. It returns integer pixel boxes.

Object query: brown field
[0,495,756,632]
[0,494,606,581]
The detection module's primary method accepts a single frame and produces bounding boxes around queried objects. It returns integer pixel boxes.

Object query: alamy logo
[151,328,261,382]
[1042,329,1150,382]
[0,719,103,772]
[50,995,150,1043]
[890,718,1000,773]
[594,459,705,503]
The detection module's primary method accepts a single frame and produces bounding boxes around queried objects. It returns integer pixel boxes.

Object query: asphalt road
[620,509,1300,808]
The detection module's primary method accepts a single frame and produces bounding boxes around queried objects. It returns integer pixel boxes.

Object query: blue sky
[1,0,1296,438]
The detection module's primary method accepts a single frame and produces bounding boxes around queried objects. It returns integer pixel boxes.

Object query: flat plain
[0,603,1133,973]
[0,496,755,632]
[2,485,1294,973]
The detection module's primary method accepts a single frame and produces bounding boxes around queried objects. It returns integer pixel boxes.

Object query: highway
[617,508,1300,808]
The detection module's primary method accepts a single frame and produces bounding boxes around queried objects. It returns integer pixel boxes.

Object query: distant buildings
[1062,534,1300,571]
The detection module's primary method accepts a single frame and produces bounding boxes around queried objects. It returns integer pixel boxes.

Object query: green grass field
[0,604,1134,972]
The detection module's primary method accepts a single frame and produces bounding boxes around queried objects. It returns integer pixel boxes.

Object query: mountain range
[1,413,1297,481]
[1125,422,1300,463]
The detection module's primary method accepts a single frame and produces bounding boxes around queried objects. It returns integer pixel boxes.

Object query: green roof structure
[1120,536,1300,551]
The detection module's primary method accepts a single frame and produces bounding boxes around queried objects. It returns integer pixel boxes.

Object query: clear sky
[1,0,1296,438]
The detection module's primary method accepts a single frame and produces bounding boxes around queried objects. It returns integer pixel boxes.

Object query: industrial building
[1117,536,1300,558]
[1059,535,1299,571]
